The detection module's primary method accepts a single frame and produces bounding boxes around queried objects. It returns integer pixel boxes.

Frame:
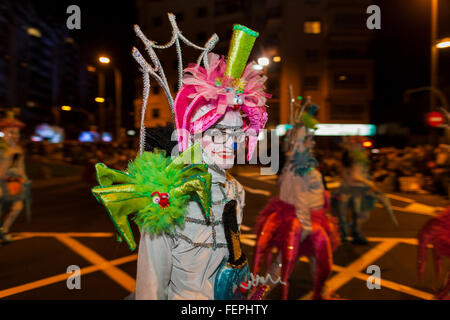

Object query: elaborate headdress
[92,14,269,251]
[285,86,320,176]
[133,14,270,161]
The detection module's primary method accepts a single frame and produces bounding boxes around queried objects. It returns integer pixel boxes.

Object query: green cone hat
[224,25,259,80]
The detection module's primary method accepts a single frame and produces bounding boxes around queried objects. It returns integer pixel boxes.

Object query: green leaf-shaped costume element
[91,143,211,251]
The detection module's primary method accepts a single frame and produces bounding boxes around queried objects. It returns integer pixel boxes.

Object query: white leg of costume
[279,167,324,241]
[136,232,174,299]
[268,252,283,280]
[2,201,23,233]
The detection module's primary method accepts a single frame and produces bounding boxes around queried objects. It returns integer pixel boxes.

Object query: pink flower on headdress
[174,53,271,161]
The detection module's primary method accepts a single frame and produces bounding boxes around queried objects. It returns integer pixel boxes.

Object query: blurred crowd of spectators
[317,144,450,198]
[25,140,450,198]
[26,140,137,182]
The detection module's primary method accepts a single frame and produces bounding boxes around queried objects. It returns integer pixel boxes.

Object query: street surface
[0,166,449,300]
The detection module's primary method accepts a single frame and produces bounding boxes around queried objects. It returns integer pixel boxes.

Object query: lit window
[304,21,321,34]
[333,74,366,89]
[27,27,42,38]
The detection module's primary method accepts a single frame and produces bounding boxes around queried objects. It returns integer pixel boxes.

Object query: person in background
[333,137,397,244]
[0,112,29,244]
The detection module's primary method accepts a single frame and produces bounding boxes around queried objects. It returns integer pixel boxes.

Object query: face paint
[198,110,243,170]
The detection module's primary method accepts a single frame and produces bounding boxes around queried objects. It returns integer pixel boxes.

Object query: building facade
[278,0,374,125]
[135,0,374,128]
[0,0,95,133]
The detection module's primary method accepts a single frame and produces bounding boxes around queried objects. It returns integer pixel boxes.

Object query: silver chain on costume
[132,13,219,155]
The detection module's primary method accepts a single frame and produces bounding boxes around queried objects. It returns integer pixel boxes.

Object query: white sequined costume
[136,168,245,299]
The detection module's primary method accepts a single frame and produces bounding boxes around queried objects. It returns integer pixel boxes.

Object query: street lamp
[61,105,72,111]
[97,55,122,141]
[436,37,450,49]
[257,57,270,66]
[99,56,110,64]
[95,97,105,103]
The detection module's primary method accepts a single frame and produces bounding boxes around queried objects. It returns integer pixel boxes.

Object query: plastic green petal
[224,24,259,80]
[174,173,212,220]
[91,142,212,251]
[92,184,150,251]
[168,143,203,169]
[181,163,209,179]
[95,163,134,187]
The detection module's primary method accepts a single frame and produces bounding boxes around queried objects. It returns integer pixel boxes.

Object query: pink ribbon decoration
[174,53,271,161]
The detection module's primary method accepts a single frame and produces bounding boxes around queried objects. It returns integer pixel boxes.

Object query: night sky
[33,0,138,127]
[373,0,450,133]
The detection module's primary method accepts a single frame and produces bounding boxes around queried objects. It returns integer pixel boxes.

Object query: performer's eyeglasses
[206,129,246,144]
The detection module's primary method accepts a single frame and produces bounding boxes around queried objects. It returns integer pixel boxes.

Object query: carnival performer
[253,97,340,300]
[0,111,29,244]
[332,137,398,245]
[92,15,269,300]
[418,207,450,300]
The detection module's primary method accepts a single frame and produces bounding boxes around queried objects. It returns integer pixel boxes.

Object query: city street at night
[0,0,449,308]
[1,165,448,300]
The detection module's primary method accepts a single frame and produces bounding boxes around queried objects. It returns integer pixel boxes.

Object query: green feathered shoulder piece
[92,143,211,251]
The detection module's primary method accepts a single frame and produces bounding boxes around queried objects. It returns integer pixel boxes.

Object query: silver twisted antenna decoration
[288,84,312,126]
[132,13,219,155]
[286,85,316,152]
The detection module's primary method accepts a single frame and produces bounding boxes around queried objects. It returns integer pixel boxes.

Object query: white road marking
[243,185,272,196]
[317,241,398,294]
[13,232,114,238]
[55,235,136,292]
[385,194,416,204]
[392,203,443,216]
[0,232,136,298]
[240,234,256,247]
[0,254,137,299]
[237,172,263,178]
[237,172,277,185]
[300,263,434,300]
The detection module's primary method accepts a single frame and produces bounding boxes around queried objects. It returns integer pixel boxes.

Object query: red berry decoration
[240,282,249,294]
